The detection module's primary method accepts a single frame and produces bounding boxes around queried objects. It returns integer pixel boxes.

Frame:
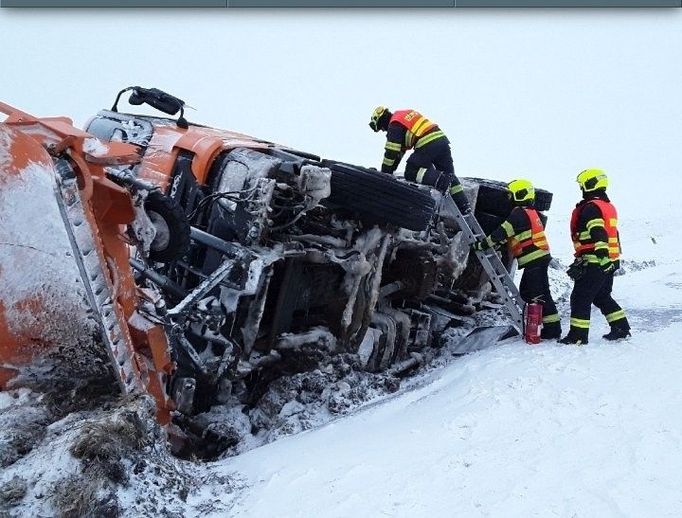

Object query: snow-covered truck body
[0,87,552,444]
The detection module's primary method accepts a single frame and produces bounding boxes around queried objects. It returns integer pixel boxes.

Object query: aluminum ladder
[440,194,526,334]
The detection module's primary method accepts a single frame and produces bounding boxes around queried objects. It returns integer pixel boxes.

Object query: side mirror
[111,86,189,129]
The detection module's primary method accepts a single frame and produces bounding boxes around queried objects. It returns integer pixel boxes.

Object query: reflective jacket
[381,109,447,174]
[486,206,550,268]
[570,195,620,266]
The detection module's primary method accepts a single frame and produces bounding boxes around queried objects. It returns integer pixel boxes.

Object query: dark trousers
[519,259,561,337]
[403,138,458,192]
[568,263,629,340]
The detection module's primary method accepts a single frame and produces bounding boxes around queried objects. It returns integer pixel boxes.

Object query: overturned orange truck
[0,87,553,439]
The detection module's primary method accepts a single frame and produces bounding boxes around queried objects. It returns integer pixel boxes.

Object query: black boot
[559,327,588,345]
[603,325,631,341]
[541,322,562,340]
[451,189,471,214]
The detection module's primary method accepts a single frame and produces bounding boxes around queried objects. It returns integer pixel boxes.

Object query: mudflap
[450,325,518,356]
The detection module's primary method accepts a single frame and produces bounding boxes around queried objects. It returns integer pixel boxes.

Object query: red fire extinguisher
[524,302,543,344]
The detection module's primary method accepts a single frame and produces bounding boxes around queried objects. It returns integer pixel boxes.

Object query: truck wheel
[145,192,191,263]
[324,162,436,232]
[466,177,553,215]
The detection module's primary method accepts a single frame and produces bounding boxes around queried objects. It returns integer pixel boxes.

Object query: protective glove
[601,260,615,274]
[567,257,588,281]
[471,239,491,252]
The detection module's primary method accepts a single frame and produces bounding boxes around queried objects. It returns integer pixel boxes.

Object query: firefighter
[472,179,562,340]
[559,169,631,345]
[369,106,471,213]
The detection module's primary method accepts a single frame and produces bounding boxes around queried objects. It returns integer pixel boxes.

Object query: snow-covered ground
[200,211,682,518]
[2,9,681,517]
[3,191,674,518]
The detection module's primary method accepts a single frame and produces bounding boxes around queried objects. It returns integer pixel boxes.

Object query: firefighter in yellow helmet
[472,179,561,339]
[559,169,631,345]
[369,106,471,213]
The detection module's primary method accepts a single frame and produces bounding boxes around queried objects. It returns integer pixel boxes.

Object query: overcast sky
[0,9,680,216]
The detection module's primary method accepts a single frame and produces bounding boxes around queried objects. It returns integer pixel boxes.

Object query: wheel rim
[147,210,171,252]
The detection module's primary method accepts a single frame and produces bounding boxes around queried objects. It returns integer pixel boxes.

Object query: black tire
[145,192,191,263]
[465,177,553,215]
[473,210,506,235]
[324,162,436,232]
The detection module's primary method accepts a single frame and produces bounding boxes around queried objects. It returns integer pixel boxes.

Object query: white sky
[0,9,680,216]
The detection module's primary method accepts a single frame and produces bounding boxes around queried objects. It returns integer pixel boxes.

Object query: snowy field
[2,7,682,518]
[4,204,678,518]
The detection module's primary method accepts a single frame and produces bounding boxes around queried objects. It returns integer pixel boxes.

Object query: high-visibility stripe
[543,313,561,324]
[385,141,402,152]
[515,230,533,241]
[411,117,428,135]
[416,167,427,184]
[504,208,550,265]
[512,234,546,254]
[501,221,514,237]
[449,184,463,194]
[415,130,445,148]
[581,254,601,264]
[571,199,620,262]
[390,110,436,139]
[411,116,425,129]
[594,241,609,251]
[410,116,437,137]
[599,256,612,266]
[586,218,605,230]
[517,249,550,267]
[570,317,590,329]
[606,309,626,323]
[383,157,395,166]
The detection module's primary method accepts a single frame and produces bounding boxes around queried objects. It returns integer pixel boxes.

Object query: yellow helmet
[507,179,535,203]
[577,168,608,192]
[369,106,390,132]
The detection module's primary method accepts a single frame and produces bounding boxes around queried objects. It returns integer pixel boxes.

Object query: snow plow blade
[450,325,518,356]
[0,102,174,424]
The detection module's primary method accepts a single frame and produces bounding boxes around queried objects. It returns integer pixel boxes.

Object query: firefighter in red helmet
[369,106,471,214]
[559,169,631,345]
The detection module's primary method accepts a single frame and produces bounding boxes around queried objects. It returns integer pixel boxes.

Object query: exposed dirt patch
[0,389,240,517]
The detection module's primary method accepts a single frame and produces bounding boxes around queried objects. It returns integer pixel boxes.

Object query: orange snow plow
[0,101,174,424]
[0,87,553,452]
